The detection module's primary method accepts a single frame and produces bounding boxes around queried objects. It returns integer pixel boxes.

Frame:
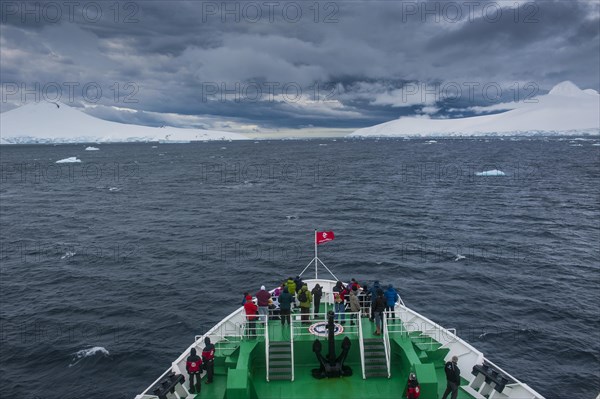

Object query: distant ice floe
[56,157,81,163]
[69,346,110,367]
[108,187,121,192]
[286,215,299,221]
[61,251,76,259]
[475,169,506,176]
[592,143,600,146]
[425,140,438,144]
[85,146,99,151]
[454,254,466,262]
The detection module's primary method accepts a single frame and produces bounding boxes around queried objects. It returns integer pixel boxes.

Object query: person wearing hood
[185,347,202,393]
[286,277,296,296]
[278,287,293,326]
[349,287,360,325]
[311,283,323,317]
[243,295,258,338]
[256,285,271,322]
[384,284,398,320]
[373,289,386,335]
[406,372,421,399]
[202,337,215,384]
[298,284,312,323]
[368,281,382,321]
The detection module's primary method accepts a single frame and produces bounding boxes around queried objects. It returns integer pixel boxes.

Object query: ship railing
[265,315,270,382]
[382,312,391,378]
[240,317,268,340]
[290,311,362,338]
[358,309,366,379]
[290,314,295,382]
[384,309,407,337]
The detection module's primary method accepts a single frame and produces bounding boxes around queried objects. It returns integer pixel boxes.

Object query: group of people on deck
[241,277,400,337]
[185,276,461,398]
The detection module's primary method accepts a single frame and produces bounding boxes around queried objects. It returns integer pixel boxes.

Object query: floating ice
[108,187,121,192]
[151,145,158,148]
[60,251,76,259]
[69,346,110,367]
[454,254,466,262]
[475,169,506,176]
[85,146,99,151]
[56,157,81,163]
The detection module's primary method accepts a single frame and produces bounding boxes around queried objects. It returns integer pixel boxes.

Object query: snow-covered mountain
[349,81,600,137]
[0,102,248,144]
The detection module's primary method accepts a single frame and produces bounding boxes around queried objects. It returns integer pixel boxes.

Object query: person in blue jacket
[384,284,398,320]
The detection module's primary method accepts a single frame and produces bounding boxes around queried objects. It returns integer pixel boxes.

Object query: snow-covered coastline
[0,102,248,144]
[349,81,600,138]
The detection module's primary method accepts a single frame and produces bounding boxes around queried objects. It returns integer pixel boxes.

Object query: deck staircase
[363,338,388,378]
[268,341,293,381]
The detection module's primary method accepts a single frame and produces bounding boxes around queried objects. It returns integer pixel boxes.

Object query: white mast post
[314,229,318,279]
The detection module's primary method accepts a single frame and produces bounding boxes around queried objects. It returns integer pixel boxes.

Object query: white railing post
[383,311,391,378]
[358,310,366,379]
[290,314,295,381]
[265,317,270,382]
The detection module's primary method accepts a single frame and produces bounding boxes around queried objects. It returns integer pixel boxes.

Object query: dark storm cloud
[1,0,598,134]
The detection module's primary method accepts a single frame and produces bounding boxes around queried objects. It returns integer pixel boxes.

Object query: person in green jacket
[286,277,297,296]
[298,284,312,323]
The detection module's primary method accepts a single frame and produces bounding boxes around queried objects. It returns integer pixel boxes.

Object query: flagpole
[314,229,318,279]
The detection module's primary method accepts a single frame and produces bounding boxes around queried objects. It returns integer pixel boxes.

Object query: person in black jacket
[311,284,323,317]
[442,355,460,399]
[185,348,202,394]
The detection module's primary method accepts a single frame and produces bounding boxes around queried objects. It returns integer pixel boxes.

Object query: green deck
[192,305,476,399]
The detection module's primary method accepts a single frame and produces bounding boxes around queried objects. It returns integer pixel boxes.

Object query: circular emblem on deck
[308,322,344,337]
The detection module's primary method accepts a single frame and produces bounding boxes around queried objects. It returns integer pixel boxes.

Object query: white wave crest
[69,346,109,367]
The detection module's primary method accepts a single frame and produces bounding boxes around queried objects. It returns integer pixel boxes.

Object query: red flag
[316,231,335,245]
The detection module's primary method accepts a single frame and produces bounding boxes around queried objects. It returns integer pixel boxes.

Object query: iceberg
[56,157,81,163]
[1,102,248,144]
[349,81,600,138]
[475,170,506,176]
[85,146,100,151]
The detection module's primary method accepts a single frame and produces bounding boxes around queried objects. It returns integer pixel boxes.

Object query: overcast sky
[1,0,599,136]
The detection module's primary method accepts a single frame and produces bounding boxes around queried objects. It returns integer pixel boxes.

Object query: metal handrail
[290,316,295,382]
[265,316,270,382]
[383,311,391,378]
[358,310,366,379]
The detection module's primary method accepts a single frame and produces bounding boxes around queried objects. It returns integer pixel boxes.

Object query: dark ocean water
[0,138,599,399]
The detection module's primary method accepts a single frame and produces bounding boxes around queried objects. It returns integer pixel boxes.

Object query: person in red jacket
[202,337,215,384]
[243,295,258,338]
[185,348,202,394]
[406,372,421,399]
